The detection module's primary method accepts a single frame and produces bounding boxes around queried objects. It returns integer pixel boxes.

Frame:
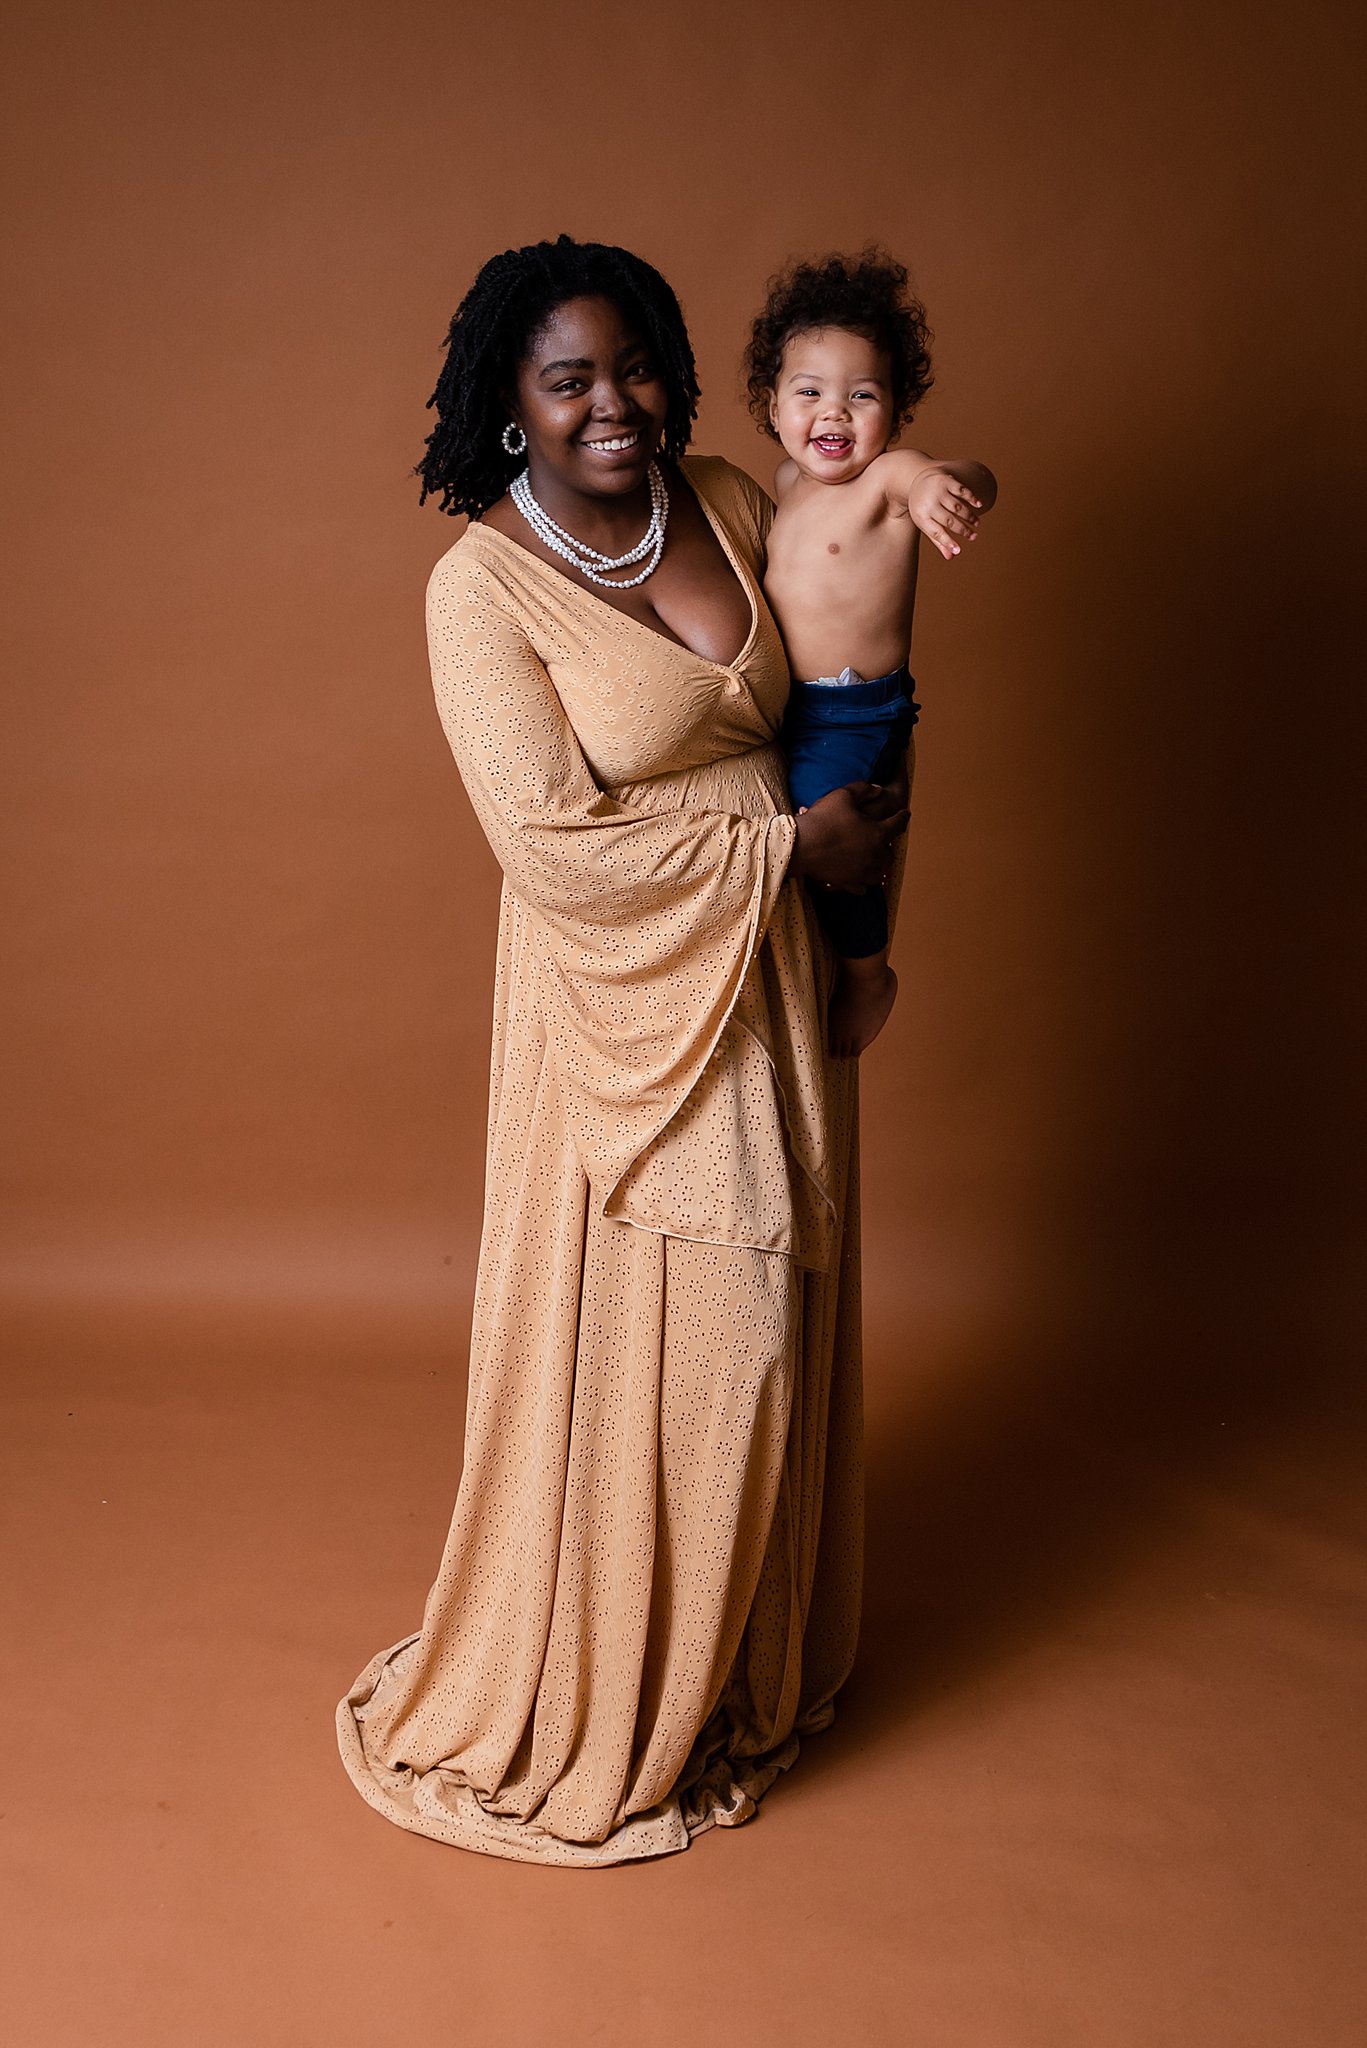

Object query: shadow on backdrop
[844,415,1365,1749]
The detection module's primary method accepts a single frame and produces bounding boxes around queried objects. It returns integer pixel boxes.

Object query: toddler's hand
[909,467,986,560]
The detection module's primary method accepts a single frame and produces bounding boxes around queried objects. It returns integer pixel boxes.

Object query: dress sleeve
[427,545,800,1203]
[730,462,777,550]
[685,455,775,560]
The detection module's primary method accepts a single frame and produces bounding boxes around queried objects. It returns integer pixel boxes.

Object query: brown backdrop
[3,3,1364,2044]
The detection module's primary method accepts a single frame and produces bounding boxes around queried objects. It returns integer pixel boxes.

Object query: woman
[336,236,910,1867]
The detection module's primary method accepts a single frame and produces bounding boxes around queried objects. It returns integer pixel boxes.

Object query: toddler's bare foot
[828,957,898,1057]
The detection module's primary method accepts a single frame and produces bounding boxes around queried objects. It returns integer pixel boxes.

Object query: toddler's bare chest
[766,505,916,609]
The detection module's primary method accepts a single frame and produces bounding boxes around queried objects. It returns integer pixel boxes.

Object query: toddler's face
[768,327,895,484]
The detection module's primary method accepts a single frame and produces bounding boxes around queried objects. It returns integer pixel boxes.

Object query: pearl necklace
[510,461,669,589]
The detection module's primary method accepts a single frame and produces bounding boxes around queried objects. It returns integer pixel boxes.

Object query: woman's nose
[590,381,633,417]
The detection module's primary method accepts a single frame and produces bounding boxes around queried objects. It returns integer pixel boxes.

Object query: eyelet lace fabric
[335,457,904,1865]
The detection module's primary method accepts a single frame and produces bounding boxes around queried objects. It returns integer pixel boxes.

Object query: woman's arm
[430,550,901,908]
[793,781,909,889]
[428,551,797,950]
[427,548,809,1190]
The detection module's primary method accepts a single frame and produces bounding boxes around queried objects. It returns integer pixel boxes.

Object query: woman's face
[508,294,669,503]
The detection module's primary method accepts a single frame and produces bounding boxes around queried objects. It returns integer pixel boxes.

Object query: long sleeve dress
[336,455,903,1867]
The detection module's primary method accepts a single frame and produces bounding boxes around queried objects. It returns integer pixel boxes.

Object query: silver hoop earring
[501,420,527,456]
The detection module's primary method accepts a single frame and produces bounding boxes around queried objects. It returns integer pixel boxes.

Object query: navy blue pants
[782,664,920,958]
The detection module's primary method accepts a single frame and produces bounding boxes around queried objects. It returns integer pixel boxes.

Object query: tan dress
[336,456,903,1866]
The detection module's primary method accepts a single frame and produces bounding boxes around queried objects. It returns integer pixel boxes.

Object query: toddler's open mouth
[810,434,853,458]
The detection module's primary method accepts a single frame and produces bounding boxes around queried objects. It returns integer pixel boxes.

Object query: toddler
[745,251,998,1055]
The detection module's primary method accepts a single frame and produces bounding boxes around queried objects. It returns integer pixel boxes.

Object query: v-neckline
[467,462,761,675]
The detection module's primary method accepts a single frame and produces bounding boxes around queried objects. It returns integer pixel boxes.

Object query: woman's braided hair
[743,248,934,439]
[417,235,701,517]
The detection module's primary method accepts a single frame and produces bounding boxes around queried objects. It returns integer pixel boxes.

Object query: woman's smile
[580,426,645,455]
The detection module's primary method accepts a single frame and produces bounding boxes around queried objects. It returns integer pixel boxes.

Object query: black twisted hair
[416,235,701,517]
[743,248,934,439]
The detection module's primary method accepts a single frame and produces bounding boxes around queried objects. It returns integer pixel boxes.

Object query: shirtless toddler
[745,252,998,1055]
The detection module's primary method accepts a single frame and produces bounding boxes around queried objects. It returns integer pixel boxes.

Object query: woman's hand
[792,781,910,892]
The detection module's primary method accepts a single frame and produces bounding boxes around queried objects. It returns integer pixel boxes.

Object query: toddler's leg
[823,710,916,1053]
[827,948,898,1059]
[785,674,916,1053]
[815,886,899,1058]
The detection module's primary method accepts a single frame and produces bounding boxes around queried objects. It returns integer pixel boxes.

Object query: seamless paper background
[2,3,1363,2044]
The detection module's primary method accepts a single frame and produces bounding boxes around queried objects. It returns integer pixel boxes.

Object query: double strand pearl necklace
[510,461,669,589]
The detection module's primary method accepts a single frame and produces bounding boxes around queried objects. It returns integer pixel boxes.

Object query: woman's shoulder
[423,523,559,669]
[679,453,776,551]
[426,519,529,613]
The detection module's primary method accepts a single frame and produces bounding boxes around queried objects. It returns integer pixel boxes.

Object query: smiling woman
[335,235,910,1866]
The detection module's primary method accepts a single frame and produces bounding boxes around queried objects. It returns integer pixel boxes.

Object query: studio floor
[4,1278,1363,2048]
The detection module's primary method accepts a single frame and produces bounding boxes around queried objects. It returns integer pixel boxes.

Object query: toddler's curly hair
[744,248,934,440]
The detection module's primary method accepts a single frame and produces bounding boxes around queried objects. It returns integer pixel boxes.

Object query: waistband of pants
[791,664,915,708]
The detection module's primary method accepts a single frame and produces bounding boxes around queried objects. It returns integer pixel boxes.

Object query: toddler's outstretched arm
[884,449,999,560]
